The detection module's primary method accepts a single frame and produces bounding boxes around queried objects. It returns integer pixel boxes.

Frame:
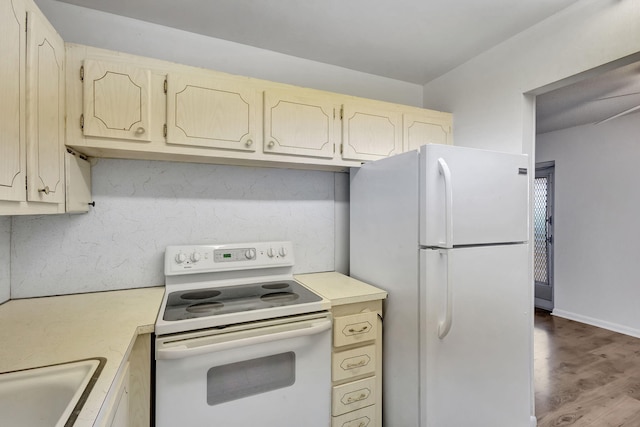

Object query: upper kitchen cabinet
[26,8,65,206]
[0,0,26,203]
[166,72,258,152]
[0,0,70,215]
[403,110,453,151]
[263,89,336,159]
[341,102,402,162]
[65,44,452,172]
[82,60,152,142]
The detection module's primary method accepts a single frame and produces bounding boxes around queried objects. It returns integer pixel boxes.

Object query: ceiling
[53,0,639,133]
[54,0,581,85]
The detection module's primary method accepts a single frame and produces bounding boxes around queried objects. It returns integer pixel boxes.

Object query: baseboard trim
[552,309,640,339]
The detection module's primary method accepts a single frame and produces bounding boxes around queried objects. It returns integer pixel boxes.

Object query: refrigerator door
[420,144,529,248]
[420,245,532,427]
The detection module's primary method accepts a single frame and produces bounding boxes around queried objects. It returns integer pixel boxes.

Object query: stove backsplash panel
[10,159,340,298]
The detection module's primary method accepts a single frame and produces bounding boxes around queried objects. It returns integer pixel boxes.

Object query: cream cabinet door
[166,73,257,151]
[403,111,453,151]
[264,90,335,158]
[83,60,152,142]
[26,9,65,204]
[0,0,26,202]
[342,103,401,162]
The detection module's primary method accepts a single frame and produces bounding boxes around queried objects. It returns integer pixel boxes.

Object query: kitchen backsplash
[10,160,339,298]
[0,217,9,303]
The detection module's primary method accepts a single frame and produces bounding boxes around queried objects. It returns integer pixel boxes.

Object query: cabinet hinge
[163,124,167,138]
[25,14,28,32]
[340,107,344,120]
[80,65,84,81]
[340,144,344,154]
[80,114,84,130]
[25,176,28,190]
[163,79,168,94]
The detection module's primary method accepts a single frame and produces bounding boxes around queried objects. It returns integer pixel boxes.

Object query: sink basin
[0,358,105,427]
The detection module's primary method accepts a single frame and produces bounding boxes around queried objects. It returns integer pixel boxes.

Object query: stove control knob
[245,249,256,260]
[175,252,187,264]
[279,247,288,257]
[190,252,201,263]
[267,248,276,258]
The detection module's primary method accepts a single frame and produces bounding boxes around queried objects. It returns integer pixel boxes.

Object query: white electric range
[154,241,332,427]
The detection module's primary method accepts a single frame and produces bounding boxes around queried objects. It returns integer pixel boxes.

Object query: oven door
[155,313,332,427]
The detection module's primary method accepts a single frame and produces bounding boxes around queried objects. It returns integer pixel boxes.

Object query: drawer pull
[346,393,367,403]
[348,325,368,333]
[345,359,367,369]
[342,416,371,427]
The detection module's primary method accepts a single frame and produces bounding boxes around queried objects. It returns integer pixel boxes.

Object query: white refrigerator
[350,144,534,427]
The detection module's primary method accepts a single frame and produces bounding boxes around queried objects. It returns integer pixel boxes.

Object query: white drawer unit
[334,312,377,347]
[331,405,376,427]
[332,376,377,416]
[294,272,387,427]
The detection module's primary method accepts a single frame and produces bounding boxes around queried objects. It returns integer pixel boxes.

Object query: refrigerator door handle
[438,158,453,249]
[438,249,453,339]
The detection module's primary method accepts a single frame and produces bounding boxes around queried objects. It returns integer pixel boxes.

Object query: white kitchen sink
[0,358,104,427]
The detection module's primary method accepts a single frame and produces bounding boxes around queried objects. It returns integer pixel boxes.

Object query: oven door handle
[156,318,332,360]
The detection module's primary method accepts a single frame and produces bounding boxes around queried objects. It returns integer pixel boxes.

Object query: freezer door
[420,245,532,427]
[420,144,529,247]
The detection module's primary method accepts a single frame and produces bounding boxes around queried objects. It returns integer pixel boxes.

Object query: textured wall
[11,159,338,298]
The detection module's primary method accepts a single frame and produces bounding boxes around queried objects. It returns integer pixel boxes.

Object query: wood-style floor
[534,309,640,426]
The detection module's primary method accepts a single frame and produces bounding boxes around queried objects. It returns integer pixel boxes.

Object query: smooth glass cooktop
[163,280,322,321]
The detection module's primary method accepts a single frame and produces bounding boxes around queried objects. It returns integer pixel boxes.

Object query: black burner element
[260,292,299,303]
[182,290,222,300]
[186,301,224,313]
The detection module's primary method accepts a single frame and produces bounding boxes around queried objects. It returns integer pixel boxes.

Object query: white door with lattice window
[534,162,554,310]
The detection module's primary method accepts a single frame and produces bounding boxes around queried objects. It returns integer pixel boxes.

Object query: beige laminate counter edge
[0,287,164,427]
[295,272,387,306]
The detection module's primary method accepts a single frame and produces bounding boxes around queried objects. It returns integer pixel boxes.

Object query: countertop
[295,272,387,305]
[0,287,164,426]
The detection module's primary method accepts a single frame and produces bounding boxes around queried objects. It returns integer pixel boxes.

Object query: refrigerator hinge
[80,114,84,130]
[80,65,84,81]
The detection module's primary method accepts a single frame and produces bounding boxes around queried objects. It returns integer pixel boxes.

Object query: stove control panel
[165,241,294,275]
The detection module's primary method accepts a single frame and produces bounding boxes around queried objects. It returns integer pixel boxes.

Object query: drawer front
[331,405,376,427]
[334,312,377,348]
[332,376,376,416]
[332,345,376,382]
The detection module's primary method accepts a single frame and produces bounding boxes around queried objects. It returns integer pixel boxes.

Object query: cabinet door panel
[0,0,26,202]
[264,90,335,158]
[83,60,151,142]
[342,104,401,162]
[166,73,256,151]
[403,111,452,151]
[26,10,64,204]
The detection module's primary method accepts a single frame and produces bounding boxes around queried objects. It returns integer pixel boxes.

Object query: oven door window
[207,351,296,405]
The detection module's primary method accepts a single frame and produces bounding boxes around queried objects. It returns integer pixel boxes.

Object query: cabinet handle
[346,393,367,403]
[136,127,146,135]
[348,325,369,333]
[38,186,50,195]
[245,139,253,147]
[268,140,275,148]
[346,359,367,369]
